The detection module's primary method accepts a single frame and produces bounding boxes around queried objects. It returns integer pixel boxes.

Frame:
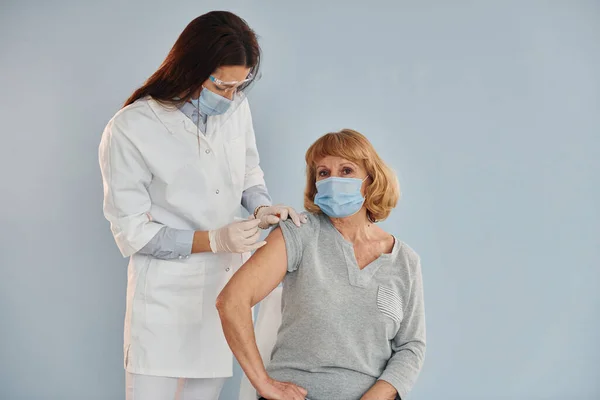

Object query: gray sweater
[266,213,426,400]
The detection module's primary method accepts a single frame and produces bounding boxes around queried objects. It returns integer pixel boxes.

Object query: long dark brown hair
[123,11,261,108]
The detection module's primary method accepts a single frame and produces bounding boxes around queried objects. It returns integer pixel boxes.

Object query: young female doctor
[98,11,305,400]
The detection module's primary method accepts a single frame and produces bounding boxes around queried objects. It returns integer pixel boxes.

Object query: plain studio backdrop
[1,1,599,399]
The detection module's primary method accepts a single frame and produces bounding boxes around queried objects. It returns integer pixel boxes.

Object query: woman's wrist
[191,230,212,253]
[361,380,398,400]
[253,373,273,395]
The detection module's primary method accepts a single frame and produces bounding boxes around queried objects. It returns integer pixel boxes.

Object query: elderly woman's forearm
[360,379,397,400]
[216,296,270,390]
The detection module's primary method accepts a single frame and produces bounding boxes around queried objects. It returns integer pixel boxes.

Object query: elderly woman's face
[315,156,368,182]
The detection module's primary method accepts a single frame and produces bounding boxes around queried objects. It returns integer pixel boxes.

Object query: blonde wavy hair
[304,129,400,222]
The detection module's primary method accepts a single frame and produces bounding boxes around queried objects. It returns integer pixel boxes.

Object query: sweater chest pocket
[377,285,404,336]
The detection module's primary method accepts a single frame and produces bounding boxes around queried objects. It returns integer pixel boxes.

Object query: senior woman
[216,129,426,400]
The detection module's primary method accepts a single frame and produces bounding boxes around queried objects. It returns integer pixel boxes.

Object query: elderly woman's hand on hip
[254,204,308,229]
[257,377,308,400]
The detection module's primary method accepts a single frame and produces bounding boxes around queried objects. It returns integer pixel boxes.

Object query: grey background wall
[1,1,599,399]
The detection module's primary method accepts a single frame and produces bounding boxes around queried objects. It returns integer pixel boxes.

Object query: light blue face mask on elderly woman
[314,176,369,218]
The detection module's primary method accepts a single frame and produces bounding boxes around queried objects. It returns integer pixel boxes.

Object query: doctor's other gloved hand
[254,204,308,230]
[208,217,266,254]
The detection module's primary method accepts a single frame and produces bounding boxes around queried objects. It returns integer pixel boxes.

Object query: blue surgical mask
[191,86,233,116]
[314,176,368,218]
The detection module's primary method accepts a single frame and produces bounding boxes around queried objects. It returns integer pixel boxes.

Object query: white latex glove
[208,217,266,254]
[255,204,308,229]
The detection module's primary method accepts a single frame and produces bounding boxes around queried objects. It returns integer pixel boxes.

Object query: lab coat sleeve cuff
[174,229,194,257]
[113,218,165,258]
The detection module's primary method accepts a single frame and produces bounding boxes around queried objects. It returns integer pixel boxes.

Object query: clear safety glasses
[208,71,261,94]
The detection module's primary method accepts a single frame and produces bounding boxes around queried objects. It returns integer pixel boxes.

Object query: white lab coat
[99,96,265,378]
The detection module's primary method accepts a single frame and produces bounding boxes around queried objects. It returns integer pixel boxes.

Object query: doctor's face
[202,65,251,100]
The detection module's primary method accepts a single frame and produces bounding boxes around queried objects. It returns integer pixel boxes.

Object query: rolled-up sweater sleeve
[276,214,317,273]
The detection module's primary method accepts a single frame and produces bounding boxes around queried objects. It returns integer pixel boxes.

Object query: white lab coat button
[226,267,230,272]
[205,149,211,154]
[216,189,220,194]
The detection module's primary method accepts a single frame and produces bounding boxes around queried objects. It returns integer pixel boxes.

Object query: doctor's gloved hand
[254,205,308,230]
[208,217,266,254]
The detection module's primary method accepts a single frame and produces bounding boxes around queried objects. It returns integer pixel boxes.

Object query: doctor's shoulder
[102,97,160,141]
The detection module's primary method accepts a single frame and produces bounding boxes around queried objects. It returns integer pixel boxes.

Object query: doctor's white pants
[126,372,226,400]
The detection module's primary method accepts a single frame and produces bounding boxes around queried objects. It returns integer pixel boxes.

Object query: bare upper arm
[218,227,288,308]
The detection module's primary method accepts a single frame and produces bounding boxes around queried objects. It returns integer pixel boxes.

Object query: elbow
[215,291,230,317]
[215,295,230,326]
[415,339,427,367]
[215,289,241,321]
[412,336,426,358]
[399,338,427,367]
